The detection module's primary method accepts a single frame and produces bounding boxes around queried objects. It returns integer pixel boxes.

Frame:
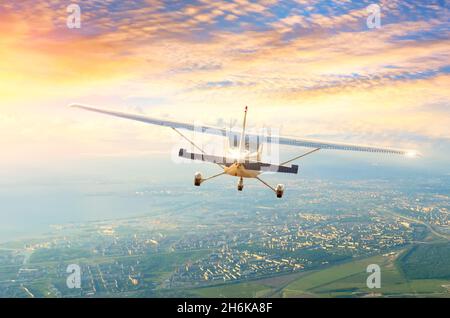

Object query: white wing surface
[70,104,417,156]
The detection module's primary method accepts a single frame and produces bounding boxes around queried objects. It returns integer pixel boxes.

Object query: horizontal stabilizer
[178,148,226,164]
[178,149,298,174]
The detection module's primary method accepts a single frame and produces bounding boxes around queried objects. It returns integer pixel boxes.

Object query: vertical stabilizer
[239,106,248,153]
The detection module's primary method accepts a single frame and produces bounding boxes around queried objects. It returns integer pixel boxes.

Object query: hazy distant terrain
[0,168,448,298]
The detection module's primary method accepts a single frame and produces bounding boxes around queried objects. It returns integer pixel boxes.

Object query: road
[385,210,450,241]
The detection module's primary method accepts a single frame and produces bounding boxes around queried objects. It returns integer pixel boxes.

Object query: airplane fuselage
[222,146,263,178]
[223,162,261,178]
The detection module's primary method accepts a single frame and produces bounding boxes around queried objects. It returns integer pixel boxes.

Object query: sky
[0,0,449,177]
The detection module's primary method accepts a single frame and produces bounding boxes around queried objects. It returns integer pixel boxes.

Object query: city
[0,176,448,297]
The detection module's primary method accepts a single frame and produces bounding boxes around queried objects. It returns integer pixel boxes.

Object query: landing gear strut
[194,171,226,187]
[255,176,285,198]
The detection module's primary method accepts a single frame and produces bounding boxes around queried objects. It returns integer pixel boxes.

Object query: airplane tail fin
[239,106,248,153]
[257,143,263,162]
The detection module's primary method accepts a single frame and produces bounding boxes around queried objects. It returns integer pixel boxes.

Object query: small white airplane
[71,104,418,198]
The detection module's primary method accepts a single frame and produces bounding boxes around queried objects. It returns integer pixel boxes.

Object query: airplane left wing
[70,104,199,131]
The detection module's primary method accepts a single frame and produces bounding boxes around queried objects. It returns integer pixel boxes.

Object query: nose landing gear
[237,177,244,191]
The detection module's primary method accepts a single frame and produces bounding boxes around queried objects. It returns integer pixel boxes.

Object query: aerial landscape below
[1,175,449,297]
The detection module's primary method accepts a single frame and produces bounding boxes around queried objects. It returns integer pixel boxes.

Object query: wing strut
[201,171,226,183]
[172,127,224,169]
[280,148,321,166]
[255,176,276,193]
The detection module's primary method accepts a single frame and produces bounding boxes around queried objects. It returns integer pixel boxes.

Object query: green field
[398,243,450,280]
[187,247,450,298]
[281,248,450,297]
[192,282,273,298]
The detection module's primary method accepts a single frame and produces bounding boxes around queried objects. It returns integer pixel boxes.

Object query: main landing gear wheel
[276,184,285,198]
[194,172,202,186]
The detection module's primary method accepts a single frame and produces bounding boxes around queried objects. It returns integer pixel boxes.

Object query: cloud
[0,0,448,164]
